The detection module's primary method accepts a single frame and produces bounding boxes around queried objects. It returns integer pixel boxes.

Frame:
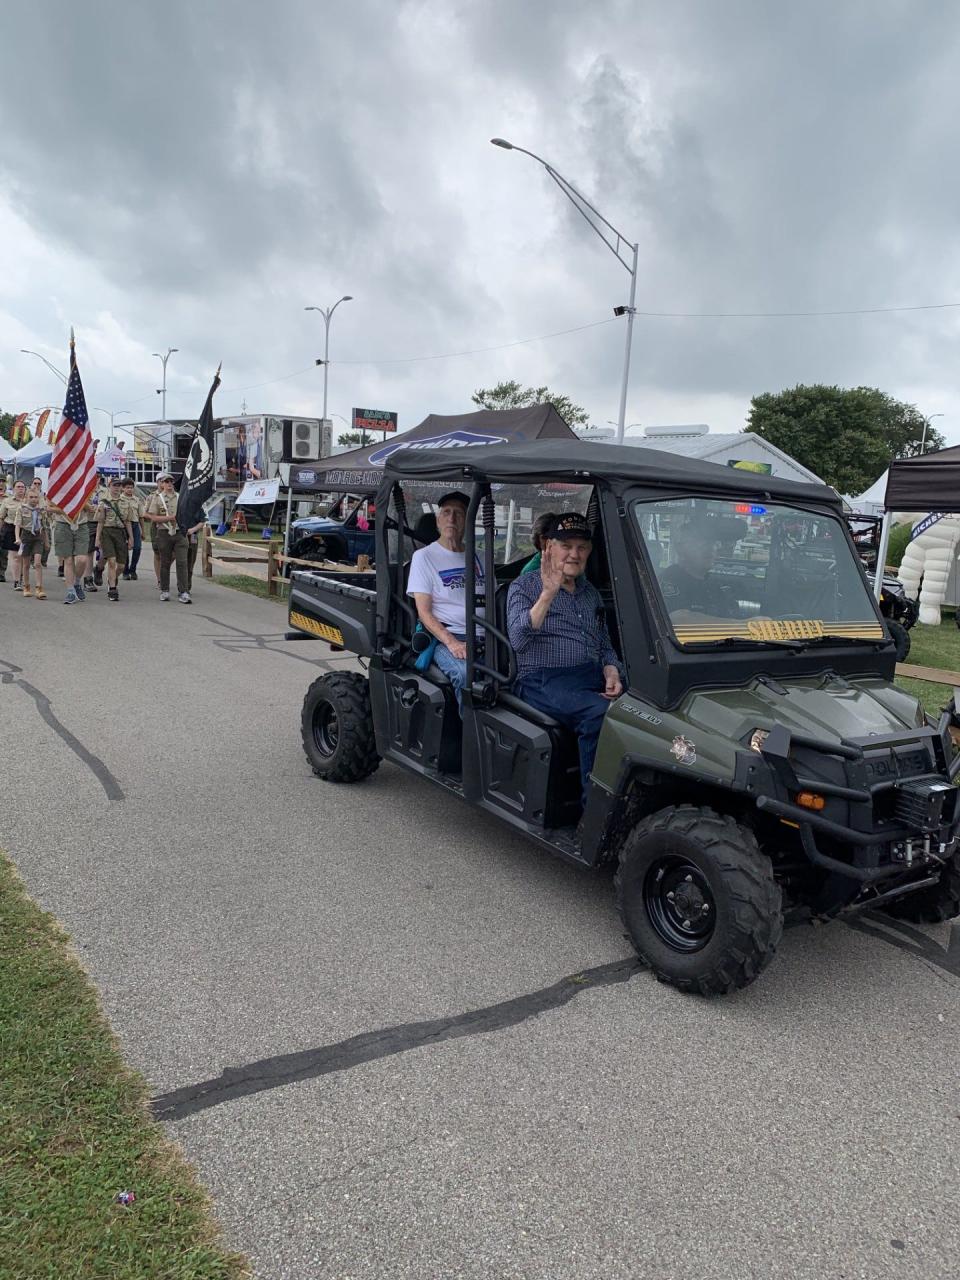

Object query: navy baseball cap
[437,491,470,510]
[545,512,593,542]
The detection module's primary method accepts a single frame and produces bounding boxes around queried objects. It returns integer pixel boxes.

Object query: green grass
[0,855,249,1280]
[213,573,285,602]
[901,614,960,672]
[894,616,960,716]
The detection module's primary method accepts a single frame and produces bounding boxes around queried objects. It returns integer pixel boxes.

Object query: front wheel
[883,852,960,923]
[886,619,911,662]
[615,805,783,996]
[300,672,380,782]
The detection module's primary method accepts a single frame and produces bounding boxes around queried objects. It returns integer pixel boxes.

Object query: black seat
[412,512,438,545]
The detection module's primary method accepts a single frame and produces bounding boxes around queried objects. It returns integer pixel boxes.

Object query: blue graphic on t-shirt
[437,558,484,592]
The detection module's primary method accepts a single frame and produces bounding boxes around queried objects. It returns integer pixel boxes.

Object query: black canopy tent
[384,436,842,506]
[287,404,577,494]
[873,444,960,595]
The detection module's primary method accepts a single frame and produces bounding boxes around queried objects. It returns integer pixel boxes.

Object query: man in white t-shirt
[407,490,483,705]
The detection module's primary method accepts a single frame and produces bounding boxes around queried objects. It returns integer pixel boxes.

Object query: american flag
[47,343,97,520]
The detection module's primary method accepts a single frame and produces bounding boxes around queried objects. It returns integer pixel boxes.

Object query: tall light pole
[305,297,353,422]
[152,348,178,420]
[921,412,944,454]
[93,407,132,442]
[491,137,639,445]
[20,349,68,384]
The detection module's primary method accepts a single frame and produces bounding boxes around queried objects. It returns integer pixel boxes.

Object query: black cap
[437,490,470,510]
[545,512,593,542]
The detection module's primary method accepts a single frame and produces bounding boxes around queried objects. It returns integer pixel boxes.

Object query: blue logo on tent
[368,431,509,466]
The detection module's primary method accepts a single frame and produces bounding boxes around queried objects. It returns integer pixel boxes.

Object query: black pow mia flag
[177,366,221,533]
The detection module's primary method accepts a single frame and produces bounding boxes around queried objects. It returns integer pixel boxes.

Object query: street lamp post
[20,349,68,384]
[921,413,944,454]
[305,297,353,422]
[491,138,639,445]
[93,408,132,445]
[152,348,178,420]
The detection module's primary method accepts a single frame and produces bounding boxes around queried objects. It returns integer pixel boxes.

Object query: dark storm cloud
[1,0,959,435]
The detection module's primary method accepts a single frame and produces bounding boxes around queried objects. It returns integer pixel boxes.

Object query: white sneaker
[160,591,169,601]
[179,591,192,604]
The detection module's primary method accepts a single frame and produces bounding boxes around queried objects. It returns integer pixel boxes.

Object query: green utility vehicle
[286,440,960,995]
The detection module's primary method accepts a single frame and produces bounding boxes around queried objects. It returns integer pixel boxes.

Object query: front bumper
[747,722,960,886]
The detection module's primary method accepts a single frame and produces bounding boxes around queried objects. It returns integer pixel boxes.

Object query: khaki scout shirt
[98,492,135,528]
[0,495,25,525]
[16,503,48,536]
[145,490,178,533]
[51,495,97,529]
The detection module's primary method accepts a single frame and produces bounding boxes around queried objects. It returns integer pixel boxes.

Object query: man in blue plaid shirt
[506,512,623,804]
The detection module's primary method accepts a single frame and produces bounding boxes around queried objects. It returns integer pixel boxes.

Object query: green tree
[337,431,365,448]
[745,385,943,495]
[0,410,16,442]
[471,380,589,428]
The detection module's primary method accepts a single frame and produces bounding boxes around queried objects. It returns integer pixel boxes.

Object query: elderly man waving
[506,512,623,803]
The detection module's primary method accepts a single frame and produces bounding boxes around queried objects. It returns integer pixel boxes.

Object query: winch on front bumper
[735,719,960,906]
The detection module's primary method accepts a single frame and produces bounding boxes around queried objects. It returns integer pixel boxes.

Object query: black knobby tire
[615,805,783,996]
[300,672,380,783]
[886,619,910,663]
[883,852,960,923]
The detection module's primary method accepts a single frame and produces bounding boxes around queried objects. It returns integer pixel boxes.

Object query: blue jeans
[432,634,468,708]
[515,662,610,802]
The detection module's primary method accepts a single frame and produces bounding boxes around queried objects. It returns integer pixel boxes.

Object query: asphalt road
[3,577,959,1279]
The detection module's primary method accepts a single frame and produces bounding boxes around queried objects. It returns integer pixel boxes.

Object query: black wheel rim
[312,701,339,757]
[643,857,716,953]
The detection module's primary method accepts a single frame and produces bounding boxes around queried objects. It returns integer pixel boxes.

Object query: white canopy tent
[13,437,54,466]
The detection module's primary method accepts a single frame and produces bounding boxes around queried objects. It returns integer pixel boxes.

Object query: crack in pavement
[151,956,641,1122]
[151,919,960,1124]
[191,613,335,666]
[0,660,124,801]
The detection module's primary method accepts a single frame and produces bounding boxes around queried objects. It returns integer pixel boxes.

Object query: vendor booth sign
[237,478,280,506]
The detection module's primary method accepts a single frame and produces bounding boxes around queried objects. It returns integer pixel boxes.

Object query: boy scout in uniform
[52,492,96,605]
[0,477,7,581]
[144,474,190,602]
[121,478,145,581]
[15,487,50,599]
[29,478,51,569]
[95,476,134,602]
[1,479,27,589]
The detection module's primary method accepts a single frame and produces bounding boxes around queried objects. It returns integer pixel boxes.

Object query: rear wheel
[615,805,782,996]
[886,619,910,662]
[300,672,380,782]
[883,852,960,923]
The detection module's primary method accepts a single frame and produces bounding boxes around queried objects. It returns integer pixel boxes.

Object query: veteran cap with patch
[545,512,593,542]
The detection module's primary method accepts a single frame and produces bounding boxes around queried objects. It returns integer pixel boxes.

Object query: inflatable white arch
[897,513,960,625]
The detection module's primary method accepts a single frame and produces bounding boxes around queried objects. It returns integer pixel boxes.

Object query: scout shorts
[54,522,88,559]
[100,526,127,563]
[1,523,18,552]
[19,532,44,560]
[87,521,98,554]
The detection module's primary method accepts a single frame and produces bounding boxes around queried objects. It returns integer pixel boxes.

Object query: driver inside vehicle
[658,521,734,618]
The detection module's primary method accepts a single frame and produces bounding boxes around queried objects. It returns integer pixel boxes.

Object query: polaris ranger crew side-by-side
[286,439,960,995]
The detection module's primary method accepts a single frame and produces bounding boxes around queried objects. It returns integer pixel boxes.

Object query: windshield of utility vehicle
[633,497,884,646]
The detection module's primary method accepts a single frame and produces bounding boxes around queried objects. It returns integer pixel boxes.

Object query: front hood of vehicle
[684,673,926,747]
[292,517,342,534]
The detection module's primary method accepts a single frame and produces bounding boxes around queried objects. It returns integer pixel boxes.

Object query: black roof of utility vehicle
[384,438,842,508]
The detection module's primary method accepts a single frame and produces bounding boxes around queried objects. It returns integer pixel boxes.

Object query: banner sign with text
[237,478,281,506]
[910,511,946,541]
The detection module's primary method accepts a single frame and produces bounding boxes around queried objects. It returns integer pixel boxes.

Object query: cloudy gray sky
[2,0,958,450]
